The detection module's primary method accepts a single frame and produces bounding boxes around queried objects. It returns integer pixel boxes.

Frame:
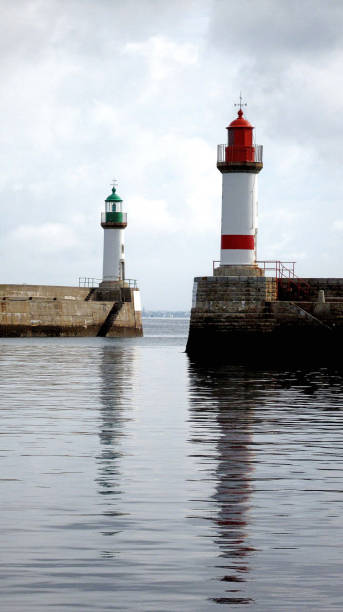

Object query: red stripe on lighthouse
[221,235,255,250]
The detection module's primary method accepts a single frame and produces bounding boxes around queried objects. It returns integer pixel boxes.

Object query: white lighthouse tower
[216,100,263,276]
[101,184,127,283]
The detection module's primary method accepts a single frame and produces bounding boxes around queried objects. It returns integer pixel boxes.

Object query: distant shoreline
[142,311,190,319]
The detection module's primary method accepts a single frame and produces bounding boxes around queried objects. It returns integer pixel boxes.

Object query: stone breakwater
[0,284,143,337]
[186,275,343,358]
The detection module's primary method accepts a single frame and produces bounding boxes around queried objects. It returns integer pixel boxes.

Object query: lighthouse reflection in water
[96,345,135,554]
[1,319,343,610]
[188,362,257,605]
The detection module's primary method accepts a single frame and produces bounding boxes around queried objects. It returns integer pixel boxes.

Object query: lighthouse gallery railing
[101,212,127,224]
[217,144,263,164]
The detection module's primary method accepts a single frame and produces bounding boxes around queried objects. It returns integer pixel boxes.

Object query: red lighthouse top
[225,108,255,163]
[217,99,263,172]
[227,108,254,130]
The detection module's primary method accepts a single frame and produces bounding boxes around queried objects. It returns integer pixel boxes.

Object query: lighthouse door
[120,261,125,281]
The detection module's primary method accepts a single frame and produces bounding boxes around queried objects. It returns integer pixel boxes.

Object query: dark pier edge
[186,327,340,365]
[186,275,343,366]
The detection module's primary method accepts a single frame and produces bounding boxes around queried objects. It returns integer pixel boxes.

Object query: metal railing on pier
[212,260,296,278]
[120,278,137,288]
[78,277,138,289]
[79,277,102,288]
[256,260,296,278]
[212,261,314,301]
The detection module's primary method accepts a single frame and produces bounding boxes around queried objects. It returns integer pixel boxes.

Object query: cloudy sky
[1,0,343,309]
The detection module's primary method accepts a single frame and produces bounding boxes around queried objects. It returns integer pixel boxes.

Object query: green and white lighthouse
[101,184,127,282]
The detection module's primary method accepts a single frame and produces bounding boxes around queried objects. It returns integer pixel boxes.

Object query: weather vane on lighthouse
[234,92,247,112]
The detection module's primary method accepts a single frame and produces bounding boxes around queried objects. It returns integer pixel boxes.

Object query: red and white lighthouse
[217,103,263,271]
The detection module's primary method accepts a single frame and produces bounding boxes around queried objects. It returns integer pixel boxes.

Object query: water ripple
[0,324,343,610]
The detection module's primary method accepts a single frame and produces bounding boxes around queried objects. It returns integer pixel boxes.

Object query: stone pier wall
[186,275,343,356]
[278,278,343,301]
[0,284,143,337]
[192,276,277,308]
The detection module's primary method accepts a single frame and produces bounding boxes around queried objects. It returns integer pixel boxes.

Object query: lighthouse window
[121,245,125,254]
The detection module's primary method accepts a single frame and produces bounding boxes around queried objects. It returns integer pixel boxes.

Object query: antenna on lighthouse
[234,92,247,112]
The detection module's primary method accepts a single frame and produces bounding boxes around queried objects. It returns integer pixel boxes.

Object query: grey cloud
[1,0,343,308]
[209,0,343,60]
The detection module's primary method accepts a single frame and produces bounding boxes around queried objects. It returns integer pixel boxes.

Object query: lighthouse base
[214,264,264,277]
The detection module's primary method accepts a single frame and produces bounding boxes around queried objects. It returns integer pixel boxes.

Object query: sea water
[1,318,343,610]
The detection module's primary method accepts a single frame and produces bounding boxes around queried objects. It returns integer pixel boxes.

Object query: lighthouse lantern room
[216,101,263,274]
[101,184,127,283]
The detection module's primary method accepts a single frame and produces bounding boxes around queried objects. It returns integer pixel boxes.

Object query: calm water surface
[1,318,343,610]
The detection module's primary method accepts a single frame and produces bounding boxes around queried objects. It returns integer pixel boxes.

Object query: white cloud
[6,223,80,254]
[332,220,343,232]
[129,196,175,232]
[123,36,198,81]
